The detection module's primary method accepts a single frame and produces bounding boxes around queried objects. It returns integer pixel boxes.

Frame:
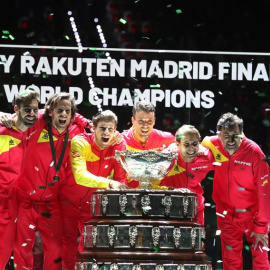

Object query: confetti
[2,30,10,34]
[187,172,194,178]
[156,38,161,45]
[142,36,150,39]
[9,35,15,40]
[41,212,51,218]
[205,203,211,207]
[54,257,62,263]
[263,247,270,252]
[262,157,270,165]
[22,243,27,247]
[226,246,233,250]
[237,187,245,191]
[175,9,182,14]
[152,246,160,251]
[29,224,35,229]
[216,212,225,218]
[216,230,221,235]
[48,183,55,186]
[263,180,268,185]
[213,162,222,166]
[29,190,36,195]
[150,84,160,88]
[38,186,46,189]
[235,209,246,212]
[119,18,127,24]
[178,135,185,139]
[204,111,211,118]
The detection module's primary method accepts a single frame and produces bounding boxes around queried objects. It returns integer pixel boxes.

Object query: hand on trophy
[108,180,128,190]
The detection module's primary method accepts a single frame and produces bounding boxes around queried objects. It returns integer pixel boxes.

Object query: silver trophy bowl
[115,150,178,189]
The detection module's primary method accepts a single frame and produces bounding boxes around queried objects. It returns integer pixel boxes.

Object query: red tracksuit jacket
[121,128,176,188]
[202,135,270,234]
[161,145,214,193]
[59,132,127,212]
[160,145,214,224]
[0,126,29,194]
[122,128,175,151]
[16,115,87,202]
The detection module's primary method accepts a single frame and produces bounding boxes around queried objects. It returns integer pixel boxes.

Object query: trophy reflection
[115,150,178,189]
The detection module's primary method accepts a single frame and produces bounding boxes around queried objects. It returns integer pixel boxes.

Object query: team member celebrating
[0,90,40,270]
[202,112,270,270]
[161,125,214,225]
[122,100,176,188]
[13,93,92,270]
[60,110,127,270]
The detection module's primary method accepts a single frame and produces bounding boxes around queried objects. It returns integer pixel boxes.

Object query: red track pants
[217,216,270,270]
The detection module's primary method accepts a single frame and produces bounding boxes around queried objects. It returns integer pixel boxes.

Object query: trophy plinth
[115,150,178,189]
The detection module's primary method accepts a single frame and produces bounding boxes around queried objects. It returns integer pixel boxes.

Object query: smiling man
[13,92,95,270]
[59,110,127,270]
[202,112,270,270]
[161,125,214,225]
[0,89,40,270]
[122,100,176,188]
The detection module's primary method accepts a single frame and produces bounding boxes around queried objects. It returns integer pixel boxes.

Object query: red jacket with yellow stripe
[16,115,87,202]
[0,125,34,196]
[202,135,270,234]
[59,133,127,212]
[121,128,176,188]
[161,145,214,197]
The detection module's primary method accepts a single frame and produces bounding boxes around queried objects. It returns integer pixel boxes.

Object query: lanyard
[48,124,69,182]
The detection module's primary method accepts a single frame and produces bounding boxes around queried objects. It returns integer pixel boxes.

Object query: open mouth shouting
[59,119,67,125]
[101,137,110,143]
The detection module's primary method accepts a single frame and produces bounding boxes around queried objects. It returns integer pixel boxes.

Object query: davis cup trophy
[76,150,212,270]
[115,150,177,189]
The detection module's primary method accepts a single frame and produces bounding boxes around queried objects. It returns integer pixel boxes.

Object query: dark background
[1,0,270,269]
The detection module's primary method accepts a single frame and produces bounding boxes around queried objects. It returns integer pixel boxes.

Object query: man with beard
[13,93,117,270]
[121,100,176,188]
[202,112,270,270]
[0,89,40,269]
[60,110,127,269]
[161,125,214,225]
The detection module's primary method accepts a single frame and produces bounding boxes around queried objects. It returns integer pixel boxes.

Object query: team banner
[0,45,269,148]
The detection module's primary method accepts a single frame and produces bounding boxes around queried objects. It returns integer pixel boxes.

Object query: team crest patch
[9,139,15,145]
